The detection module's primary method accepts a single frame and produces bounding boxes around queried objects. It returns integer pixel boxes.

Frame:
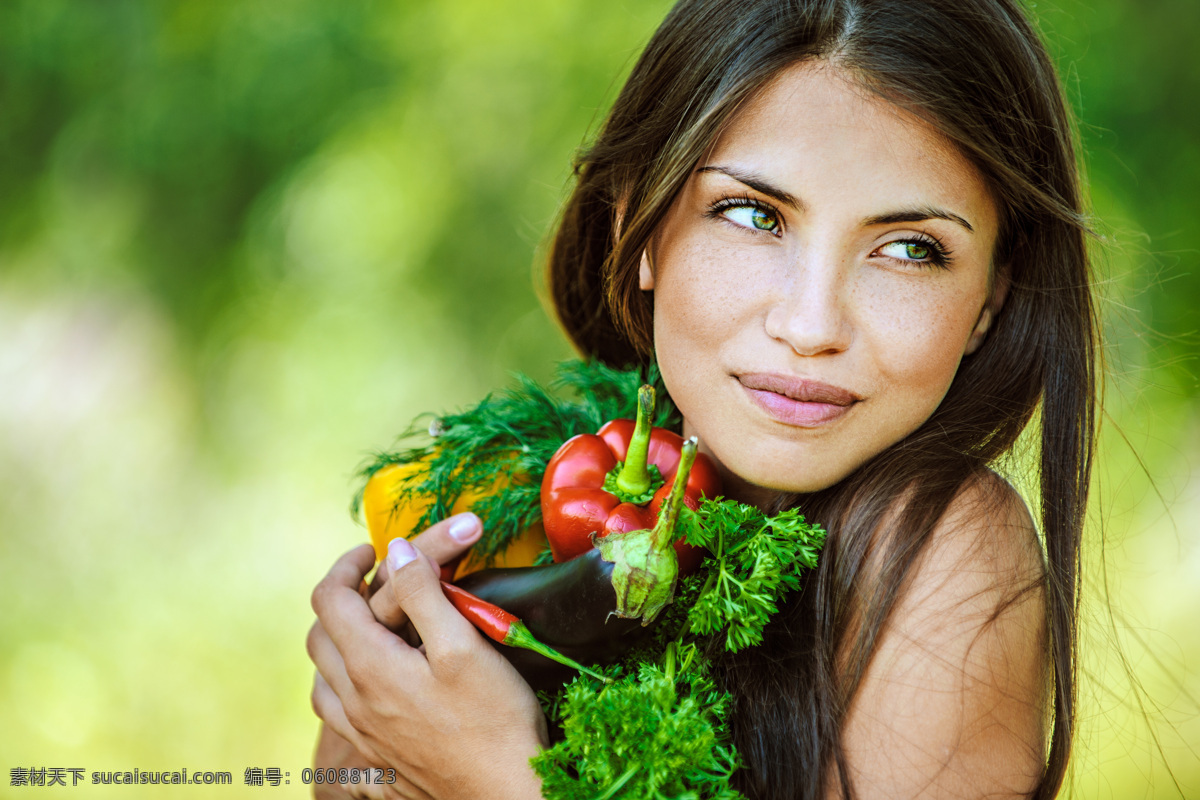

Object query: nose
[763,251,853,357]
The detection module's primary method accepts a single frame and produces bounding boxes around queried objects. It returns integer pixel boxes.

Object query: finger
[366,537,440,631]
[364,590,421,647]
[313,720,380,772]
[365,558,389,599]
[367,513,475,633]
[356,771,426,800]
[312,545,403,658]
[313,544,377,612]
[343,779,385,800]
[306,619,356,701]
[367,582,410,632]
[312,549,432,706]
[408,512,482,568]
[364,513,477,627]
[385,538,479,666]
[312,723,376,800]
[311,671,376,760]
[367,539,439,631]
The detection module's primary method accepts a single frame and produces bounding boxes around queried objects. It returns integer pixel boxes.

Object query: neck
[720,469,785,512]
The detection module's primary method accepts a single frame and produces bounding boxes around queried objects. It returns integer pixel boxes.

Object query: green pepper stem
[502,620,612,683]
[614,385,655,497]
[649,437,697,552]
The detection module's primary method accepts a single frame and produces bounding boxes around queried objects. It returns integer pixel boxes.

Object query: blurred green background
[0,0,1195,797]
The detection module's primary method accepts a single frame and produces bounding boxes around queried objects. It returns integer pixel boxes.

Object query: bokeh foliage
[0,0,1196,797]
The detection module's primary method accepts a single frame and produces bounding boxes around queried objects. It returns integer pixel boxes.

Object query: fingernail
[387,537,418,573]
[447,513,481,544]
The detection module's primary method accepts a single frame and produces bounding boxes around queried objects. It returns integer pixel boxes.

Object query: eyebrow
[863,207,975,234]
[695,165,803,210]
[696,164,976,234]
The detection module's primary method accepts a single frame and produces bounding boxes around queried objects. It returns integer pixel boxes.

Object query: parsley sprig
[533,643,742,800]
[682,500,826,652]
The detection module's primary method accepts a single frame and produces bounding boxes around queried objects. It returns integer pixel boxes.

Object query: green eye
[879,240,939,262]
[724,204,780,233]
[751,208,777,231]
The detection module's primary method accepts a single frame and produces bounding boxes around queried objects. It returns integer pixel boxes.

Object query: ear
[639,249,655,291]
[965,266,1010,355]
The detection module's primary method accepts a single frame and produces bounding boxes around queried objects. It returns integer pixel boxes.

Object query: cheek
[653,248,728,354]
[651,233,780,353]
[650,236,772,455]
[859,276,985,412]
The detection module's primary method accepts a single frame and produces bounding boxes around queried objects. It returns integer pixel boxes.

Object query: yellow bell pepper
[361,460,547,577]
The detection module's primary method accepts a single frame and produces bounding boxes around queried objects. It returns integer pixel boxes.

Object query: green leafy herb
[683,499,826,652]
[532,544,556,566]
[532,643,744,800]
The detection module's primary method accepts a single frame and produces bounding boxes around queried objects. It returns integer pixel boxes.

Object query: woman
[307,0,1096,797]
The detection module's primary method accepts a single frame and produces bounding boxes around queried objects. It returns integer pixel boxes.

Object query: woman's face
[645,61,1002,503]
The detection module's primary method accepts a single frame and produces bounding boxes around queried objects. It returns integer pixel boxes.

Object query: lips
[737,372,860,426]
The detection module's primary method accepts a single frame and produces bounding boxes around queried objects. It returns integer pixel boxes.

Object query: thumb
[385,537,476,659]
[367,537,439,631]
[408,512,483,570]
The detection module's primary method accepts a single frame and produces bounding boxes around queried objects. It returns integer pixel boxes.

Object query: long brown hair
[547,1,1096,797]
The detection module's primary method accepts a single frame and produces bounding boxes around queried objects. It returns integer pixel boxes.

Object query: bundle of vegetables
[354,361,825,799]
[532,499,824,798]
[355,361,682,566]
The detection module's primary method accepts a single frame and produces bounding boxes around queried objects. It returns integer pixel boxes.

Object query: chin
[713,441,861,498]
[751,465,851,495]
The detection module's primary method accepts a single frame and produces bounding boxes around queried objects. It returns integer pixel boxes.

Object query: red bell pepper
[540,385,722,570]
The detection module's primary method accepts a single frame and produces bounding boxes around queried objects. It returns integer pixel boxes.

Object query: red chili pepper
[440,582,610,682]
[540,385,722,568]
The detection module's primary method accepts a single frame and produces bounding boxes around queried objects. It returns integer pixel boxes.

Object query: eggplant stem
[597,437,698,625]
[649,436,697,552]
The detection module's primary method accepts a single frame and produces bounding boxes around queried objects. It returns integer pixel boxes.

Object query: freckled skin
[643,62,1002,499]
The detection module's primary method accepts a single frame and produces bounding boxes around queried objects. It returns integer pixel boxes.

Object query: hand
[308,523,451,800]
[311,723,384,800]
[307,515,548,800]
[309,514,471,799]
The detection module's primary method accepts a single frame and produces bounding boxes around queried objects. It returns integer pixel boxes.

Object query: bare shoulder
[838,472,1049,800]
[918,470,1044,613]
